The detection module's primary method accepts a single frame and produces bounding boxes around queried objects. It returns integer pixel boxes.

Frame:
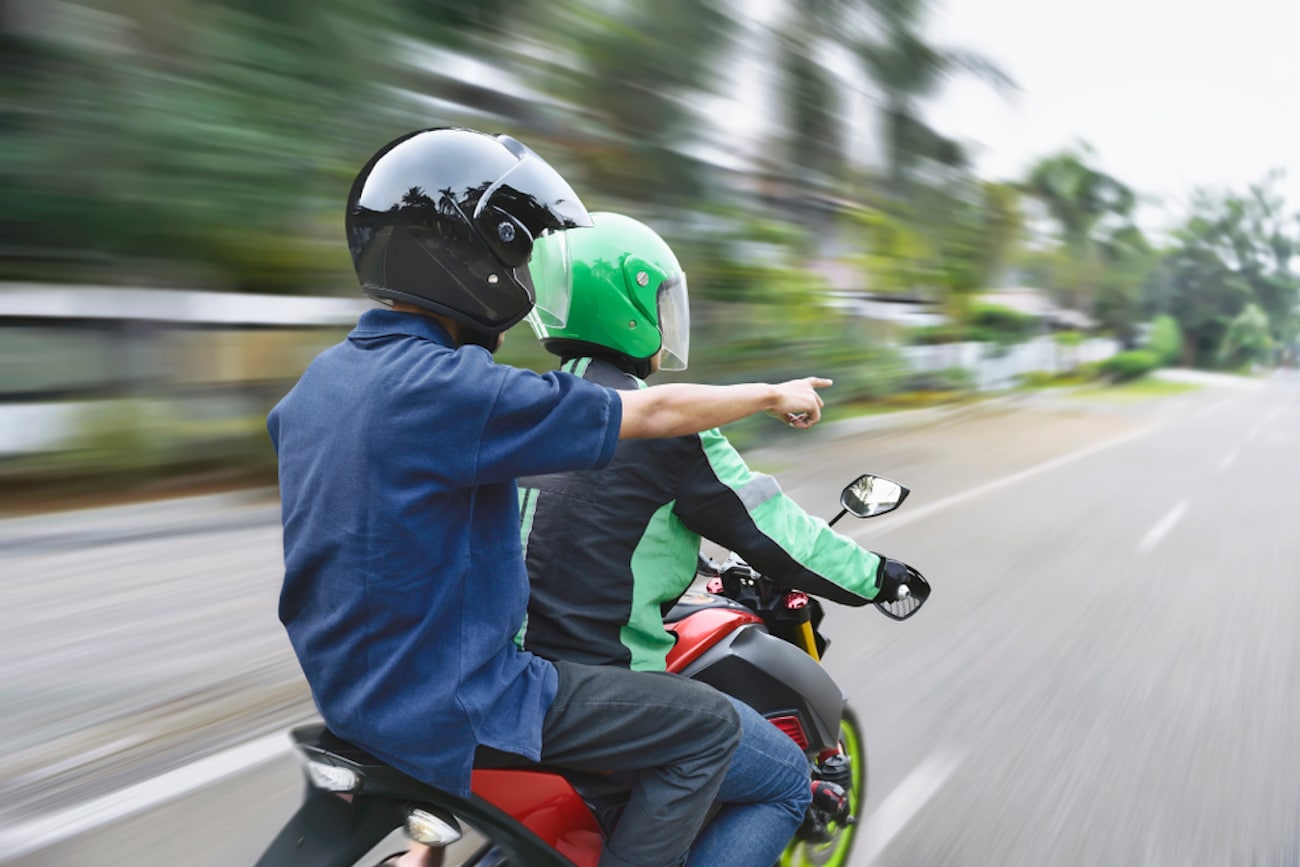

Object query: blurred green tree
[1218,303,1274,369]
[857,176,1023,321]
[855,0,1015,193]
[1022,145,1139,317]
[1145,314,1182,366]
[543,0,736,205]
[4,0,415,290]
[1161,174,1298,367]
[1093,224,1159,344]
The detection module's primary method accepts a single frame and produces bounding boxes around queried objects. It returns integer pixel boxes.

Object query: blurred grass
[1068,378,1203,403]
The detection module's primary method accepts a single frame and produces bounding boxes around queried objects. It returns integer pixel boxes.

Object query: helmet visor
[657,273,690,371]
[476,137,592,243]
[524,229,574,333]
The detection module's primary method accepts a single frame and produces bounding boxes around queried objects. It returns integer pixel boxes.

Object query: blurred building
[977,288,1096,331]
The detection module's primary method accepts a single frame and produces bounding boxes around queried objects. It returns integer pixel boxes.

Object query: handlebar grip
[874,566,930,621]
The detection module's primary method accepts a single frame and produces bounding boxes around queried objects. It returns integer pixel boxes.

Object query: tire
[779,706,866,867]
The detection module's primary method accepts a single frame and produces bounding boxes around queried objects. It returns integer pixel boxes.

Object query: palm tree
[855,0,1015,193]
[1022,145,1138,313]
[544,0,737,205]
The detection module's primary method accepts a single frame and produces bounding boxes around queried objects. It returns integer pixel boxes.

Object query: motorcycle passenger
[515,212,924,863]
[266,129,835,867]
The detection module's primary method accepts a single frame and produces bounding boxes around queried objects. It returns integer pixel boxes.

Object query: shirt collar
[350,308,456,347]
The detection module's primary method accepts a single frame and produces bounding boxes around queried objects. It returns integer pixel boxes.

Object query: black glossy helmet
[346,128,593,335]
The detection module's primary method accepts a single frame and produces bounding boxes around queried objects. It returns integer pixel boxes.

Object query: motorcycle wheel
[779,706,866,867]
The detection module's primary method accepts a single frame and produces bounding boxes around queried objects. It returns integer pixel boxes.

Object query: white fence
[900,335,1120,391]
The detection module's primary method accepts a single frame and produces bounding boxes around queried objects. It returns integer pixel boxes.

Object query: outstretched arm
[618,377,831,440]
[673,428,882,606]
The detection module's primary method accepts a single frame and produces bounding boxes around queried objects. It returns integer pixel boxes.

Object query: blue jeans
[687,697,812,866]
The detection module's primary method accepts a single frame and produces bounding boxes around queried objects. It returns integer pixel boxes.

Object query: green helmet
[527,212,689,376]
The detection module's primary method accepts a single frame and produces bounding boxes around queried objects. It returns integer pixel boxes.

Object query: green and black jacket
[517,358,884,672]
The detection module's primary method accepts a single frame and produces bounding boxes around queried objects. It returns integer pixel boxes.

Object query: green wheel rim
[779,707,865,867]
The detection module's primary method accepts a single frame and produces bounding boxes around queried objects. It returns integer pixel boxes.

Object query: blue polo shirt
[267,308,622,796]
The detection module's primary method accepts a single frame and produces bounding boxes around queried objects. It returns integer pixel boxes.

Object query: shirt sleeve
[672,428,882,606]
[474,364,623,486]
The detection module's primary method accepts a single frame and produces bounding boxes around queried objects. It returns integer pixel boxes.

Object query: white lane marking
[854,425,1159,536]
[1218,449,1239,472]
[0,731,293,861]
[1137,500,1190,555]
[858,750,963,865]
[1193,398,1231,419]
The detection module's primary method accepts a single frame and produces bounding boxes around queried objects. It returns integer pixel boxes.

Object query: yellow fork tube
[797,620,821,662]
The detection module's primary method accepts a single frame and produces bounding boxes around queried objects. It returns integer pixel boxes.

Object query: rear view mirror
[840,474,909,519]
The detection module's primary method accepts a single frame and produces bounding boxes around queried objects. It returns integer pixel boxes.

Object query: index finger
[806,377,833,388]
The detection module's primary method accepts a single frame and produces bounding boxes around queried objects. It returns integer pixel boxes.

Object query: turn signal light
[304,760,360,793]
[406,808,463,846]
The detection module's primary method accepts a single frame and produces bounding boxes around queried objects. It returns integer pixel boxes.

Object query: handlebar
[874,564,931,621]
[697,553,929,621]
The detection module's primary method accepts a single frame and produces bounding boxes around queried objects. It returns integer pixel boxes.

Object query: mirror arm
[827,508,849,528]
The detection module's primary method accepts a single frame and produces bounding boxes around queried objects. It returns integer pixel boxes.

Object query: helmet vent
[635,271,649,286]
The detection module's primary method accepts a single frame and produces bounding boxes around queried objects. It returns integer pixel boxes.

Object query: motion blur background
[3,0,1299,864]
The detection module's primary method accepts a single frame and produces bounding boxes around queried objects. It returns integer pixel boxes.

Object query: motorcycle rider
[266,129,834,867]
[513,212,925,861]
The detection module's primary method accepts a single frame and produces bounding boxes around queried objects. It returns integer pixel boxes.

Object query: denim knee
[718,696,813,820]
[767,724,813,820]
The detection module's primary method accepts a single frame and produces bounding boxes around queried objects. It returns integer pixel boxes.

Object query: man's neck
[390,302,461,342]
[387,302,504,352]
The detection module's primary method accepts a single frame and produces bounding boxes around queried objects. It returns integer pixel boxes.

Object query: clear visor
[475,138,592,237]
[478,138,589,331]
[656,273,690,371]
[524,228,573,333]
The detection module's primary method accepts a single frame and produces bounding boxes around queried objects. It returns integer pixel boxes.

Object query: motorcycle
[256,473,931,867]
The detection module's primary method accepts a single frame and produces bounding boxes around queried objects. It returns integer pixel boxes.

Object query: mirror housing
[840,474,909,519]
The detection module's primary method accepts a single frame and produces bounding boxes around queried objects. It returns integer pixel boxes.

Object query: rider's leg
[514,660,742,867]
[684,696,811,867]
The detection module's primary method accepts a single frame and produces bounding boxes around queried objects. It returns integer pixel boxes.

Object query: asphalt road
[2,374,1298,866]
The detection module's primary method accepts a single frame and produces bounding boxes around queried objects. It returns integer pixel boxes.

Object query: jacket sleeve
[671,428,881,606]
[474,362,622,486]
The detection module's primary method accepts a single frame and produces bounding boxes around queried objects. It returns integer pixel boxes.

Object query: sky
[925,0,1300,233]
